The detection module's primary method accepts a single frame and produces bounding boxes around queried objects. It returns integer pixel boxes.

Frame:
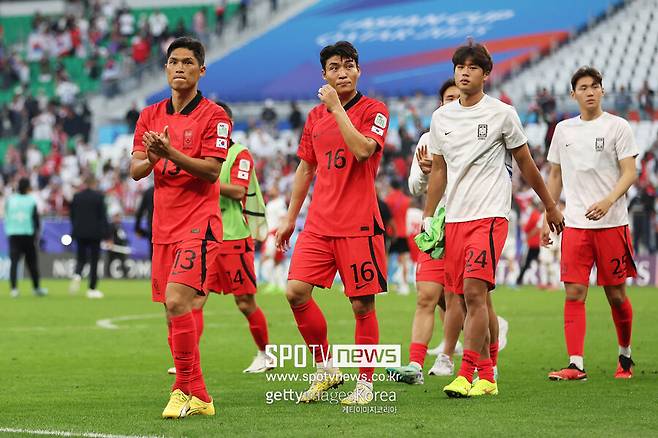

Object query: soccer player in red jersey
[424,42,564,397]
[275,41,389,406]
[130,37,231,418]
[544,67,638,381]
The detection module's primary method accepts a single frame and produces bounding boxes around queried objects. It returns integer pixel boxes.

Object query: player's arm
[275,159,316,251]
[130,151,155,180]
[512,145,564,234]
[220,183,246,200]
[541,163,563,246]
[422,153,447,223]
[149,126,222,182]
[585,156,637,221]
[408,143,432,196]
[318,85,378,161]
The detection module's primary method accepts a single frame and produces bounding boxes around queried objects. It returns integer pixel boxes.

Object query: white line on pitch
[0,427,165,438]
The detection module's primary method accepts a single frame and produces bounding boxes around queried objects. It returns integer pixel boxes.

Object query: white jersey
[546,112,638,229]
[265,196,288,232]
[428,94,527,223]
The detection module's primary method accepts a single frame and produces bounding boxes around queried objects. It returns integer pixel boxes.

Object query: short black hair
[320,41,359,70]
[438,78,457,103]
[570,66,603,91]
[452,41,493,75]
[166,37,205,66]
[216,100,233,119]
[18,177,30,194]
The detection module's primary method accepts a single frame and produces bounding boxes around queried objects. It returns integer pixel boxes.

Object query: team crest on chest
[477,124,488,140]
[595,137,604,152]
[183,129,193,148]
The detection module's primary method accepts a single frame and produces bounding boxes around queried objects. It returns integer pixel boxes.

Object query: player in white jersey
[387,80,465,384]
[544,67,638,381]
[423,42,564,398]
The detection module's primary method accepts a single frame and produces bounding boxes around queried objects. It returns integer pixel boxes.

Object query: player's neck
[579,107,603,121]
[339,90,358,106]
[170,88,199,113]
[459,90,485,107]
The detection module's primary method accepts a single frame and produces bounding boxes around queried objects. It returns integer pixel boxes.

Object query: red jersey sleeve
[359,101,389,148]
[230,148,254,189]
[201,106,232,161]
[132,110,149,154]
[297,109,318,165]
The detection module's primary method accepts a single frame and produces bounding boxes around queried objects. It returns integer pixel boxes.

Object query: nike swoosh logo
[355,284,368,290]
[444,131,452,135]
[565,143,571,147]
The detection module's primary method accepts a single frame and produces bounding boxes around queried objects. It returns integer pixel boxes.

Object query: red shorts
[208,239,257,295]
[151,239,219,303]
[560,226,636,286]
[444,218,508,295]
[288,230,387,297]
[415,251,445,285]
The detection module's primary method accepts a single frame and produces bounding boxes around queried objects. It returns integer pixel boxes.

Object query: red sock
[189,308,210,402]
[167,320,173,356]
[477,358,495,382]
[489,342,499,367]
[170,312,197,395]
[291,299,331,364]
[611,298,633,348]
[409,342,428,368]
[458,349,479,383]
[564,300,586,356]
[246,307,269,351]
[192,308,204,341]
[355,310,379,382]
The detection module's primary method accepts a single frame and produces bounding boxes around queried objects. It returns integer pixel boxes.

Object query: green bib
[219,143,268,241]
[4,194,37,236]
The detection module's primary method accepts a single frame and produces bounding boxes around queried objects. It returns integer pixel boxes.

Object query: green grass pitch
[1,280,657,437]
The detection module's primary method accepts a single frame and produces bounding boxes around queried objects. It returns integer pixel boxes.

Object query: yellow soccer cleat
[298,369,344,403]
[162,389,190,419]
[468,378,498,396]
[186,396,215,416]
[443,375,472,398]
[340,381,374,406]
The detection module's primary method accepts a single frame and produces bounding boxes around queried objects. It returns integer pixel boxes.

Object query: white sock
[619,346,631,358]
[317,357,335,371]
[569,355,584,370]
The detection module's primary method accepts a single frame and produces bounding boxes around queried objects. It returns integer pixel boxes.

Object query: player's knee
[350,295,375,315]
[165,295,187,316]
[235,295,256,314]
[416,288,438,312]
[605,285,626,307]
[286,282,310,307]
[565,283,587,301]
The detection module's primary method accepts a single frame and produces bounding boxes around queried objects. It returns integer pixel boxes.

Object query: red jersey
[298,92,389,237]
[385,188,410,238]
[132,91,231,244]
[523,208,542,249]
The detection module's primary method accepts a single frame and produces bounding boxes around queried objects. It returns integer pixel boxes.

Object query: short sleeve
[230,148,254,188]
[359,101,389,148]
[201,106,232,161]
[297,111,317,165]
[427,113,444,156]
[132,111,148,154]
[546,124,561,165]
[502,107,528,150]
[615,119,639,160]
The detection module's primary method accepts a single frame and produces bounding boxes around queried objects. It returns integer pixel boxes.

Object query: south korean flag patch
[216,138,228,149]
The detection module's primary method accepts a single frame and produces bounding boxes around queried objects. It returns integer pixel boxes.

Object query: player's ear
[200,64,206,77]
[570,89,575,100]
[322,69,327,82]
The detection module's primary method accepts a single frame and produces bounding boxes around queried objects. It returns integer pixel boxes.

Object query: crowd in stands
[0,4,655,259]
